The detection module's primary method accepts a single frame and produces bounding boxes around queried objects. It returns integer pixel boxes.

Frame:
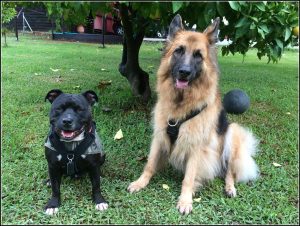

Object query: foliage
[19,1,298,63]
[174,2,299,63]
[1,2,16,47]
[222,2,298,63]
[1,2,16,24]
[16,2,298,61]
[19,2,112,32]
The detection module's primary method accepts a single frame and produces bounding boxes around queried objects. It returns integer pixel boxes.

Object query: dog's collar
[167,103,207,144]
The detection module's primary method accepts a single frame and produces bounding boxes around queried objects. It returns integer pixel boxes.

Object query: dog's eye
[76,107,84,112]
[193,50,202,59]
[174,46,185,55]
[55,107,63,113]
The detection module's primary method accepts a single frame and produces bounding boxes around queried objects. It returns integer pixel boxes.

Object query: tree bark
[118,3,151,102]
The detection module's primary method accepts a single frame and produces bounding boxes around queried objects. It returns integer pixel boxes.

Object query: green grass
[1,34,299,224]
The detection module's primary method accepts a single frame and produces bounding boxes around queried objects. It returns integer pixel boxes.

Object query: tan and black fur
[128,15,259,215]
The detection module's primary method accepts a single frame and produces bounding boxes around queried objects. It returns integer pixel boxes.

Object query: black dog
[44,89,108,215]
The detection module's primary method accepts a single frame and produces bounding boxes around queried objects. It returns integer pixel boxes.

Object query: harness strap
[167,104,207,144]
[49,122,96,176]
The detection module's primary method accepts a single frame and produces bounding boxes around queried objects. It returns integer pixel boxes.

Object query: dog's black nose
[62,118,73,126]
[179,65,191,77]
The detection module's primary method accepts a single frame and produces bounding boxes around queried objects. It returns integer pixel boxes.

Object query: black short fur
[44,89,107,212]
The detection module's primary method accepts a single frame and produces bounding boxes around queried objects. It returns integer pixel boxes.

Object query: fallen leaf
[162,184,169,190]
[99,80,112,85]
[137,156,147,161]
[102,107,112,112]
[272,162,282,167]
[114,129,123,140]
[98,80,112,90]
[50,67,60,72]
[55,77,63,82]
[194,197,201,203]
[21,111,30,116]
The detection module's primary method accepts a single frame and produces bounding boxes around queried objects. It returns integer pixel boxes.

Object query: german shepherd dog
[128,15,259,215]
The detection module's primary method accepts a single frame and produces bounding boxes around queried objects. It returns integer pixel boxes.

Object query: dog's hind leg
[127,136,169,193]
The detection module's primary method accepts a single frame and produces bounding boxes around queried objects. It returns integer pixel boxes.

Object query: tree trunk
[4,32,7,47]
[118,3,151,102]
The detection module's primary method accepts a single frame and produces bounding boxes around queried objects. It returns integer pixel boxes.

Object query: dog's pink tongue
[61,131,74,138]
[176,79,189,89]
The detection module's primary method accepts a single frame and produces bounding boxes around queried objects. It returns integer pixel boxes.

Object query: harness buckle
[67,154,75,176]
[167,116,179,127]
[67,154,74,162]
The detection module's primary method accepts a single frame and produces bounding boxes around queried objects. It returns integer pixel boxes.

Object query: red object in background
[94,13,114,33]
[77,25,85,33]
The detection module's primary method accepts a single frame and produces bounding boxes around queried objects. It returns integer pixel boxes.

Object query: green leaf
[216,2,228,16]
[172,2,183,13]
[274,16,284,25]
[257,27,265,39]
[280,9,290,13]
[204,3,216,24]
[275,38,283,50]
[255,2,266,11]
[235,24,250,39]
[284,27,292,41]
[238,1,247,7]
[248,16,258,23]
[250,22,256,30]
[197,13,207,30]
[259,24,269,33]
[229,1,240,11]
[235,17,250,28]
[221,46,230,56]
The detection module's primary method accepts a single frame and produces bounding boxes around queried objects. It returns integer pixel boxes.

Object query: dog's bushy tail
[222,123,260,182]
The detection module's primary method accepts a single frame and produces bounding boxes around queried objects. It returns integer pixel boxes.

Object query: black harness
[167,104,207,144]
[48,122,96,176]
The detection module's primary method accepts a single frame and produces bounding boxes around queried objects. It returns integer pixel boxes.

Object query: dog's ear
[45,89,63,103]
[204,17,220,44]
[82,90,98,106]
[167,14,184,41]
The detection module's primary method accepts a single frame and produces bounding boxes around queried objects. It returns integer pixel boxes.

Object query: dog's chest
[45,131,104,158]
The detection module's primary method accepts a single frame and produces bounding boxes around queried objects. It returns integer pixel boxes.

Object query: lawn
[1,34,299,224]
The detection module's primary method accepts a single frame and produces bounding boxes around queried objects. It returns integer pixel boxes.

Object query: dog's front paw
[225,186,237,197]
[44,178,51,187]
[176,200,193,215]
[45,207,59,216]
[95,202,108,211]
[45,197,60,216]
[127,180,147,193]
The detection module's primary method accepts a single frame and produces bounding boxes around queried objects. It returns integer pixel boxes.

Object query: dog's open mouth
[175,79,189,89]
[57,127,84,140]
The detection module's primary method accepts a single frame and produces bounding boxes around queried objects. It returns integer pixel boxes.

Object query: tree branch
[119,3,133,45]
